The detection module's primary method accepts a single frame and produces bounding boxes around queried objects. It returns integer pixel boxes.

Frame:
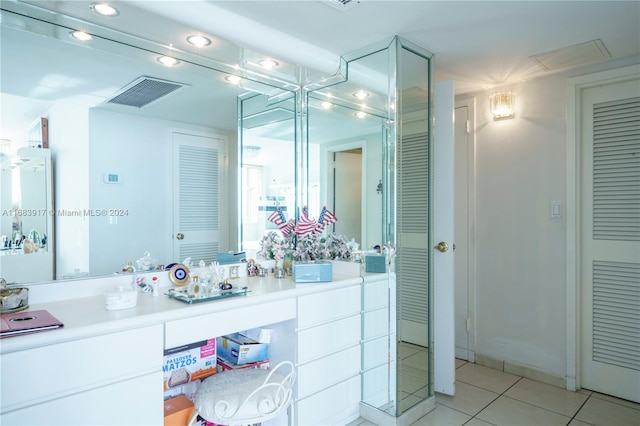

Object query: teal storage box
[216,333,268,365]
[217,251,246,264]
[293,261,333,283]
[365,255,386,273]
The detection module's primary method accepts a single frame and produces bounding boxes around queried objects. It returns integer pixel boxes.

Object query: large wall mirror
[306,47,391,252]
[0,4,299,284]
[239,93,296,256]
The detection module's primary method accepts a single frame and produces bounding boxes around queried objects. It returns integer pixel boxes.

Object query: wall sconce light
[490,91,515,120]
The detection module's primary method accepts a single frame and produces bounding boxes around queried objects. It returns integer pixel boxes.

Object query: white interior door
[454,101,473,361]
[332,150,362,244]
[433,80,455,395]
[580,77,640,402]
[172,131,226,264]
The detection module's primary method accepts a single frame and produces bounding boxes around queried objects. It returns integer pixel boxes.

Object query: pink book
[0,310,64,338]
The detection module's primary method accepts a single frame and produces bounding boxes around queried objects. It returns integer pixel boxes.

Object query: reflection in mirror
[0,148,54,282]
[0,7,295,284]
[394,41,433,416]
[307,90,386,251]
[307,47,391,252]
[239,93,296,257]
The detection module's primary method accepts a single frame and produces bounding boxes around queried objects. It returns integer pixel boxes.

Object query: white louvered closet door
[580,77,640,403]
[173,132,226,265]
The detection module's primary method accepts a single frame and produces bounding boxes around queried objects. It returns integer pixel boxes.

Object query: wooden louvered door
[580,77,640,402]
[173,131,226,266]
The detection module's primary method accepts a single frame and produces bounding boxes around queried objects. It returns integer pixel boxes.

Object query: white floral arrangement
[257,231,291,261]
[265,205,352,262]
[324,232,352,260]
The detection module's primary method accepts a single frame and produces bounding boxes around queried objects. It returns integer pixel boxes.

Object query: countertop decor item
[169,263,190,286]
[0,287,29,313]
[165,286,250,304]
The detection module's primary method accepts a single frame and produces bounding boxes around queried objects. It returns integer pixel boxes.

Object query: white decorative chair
[188,361,296,426]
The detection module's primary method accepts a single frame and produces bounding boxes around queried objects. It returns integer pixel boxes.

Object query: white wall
[464,55,640,380]
[48,102,91,278]
[88,109,231,277]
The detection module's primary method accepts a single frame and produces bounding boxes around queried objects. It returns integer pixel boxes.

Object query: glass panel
[239,93,296,258]
[319,36,433,419]
[395,40,434,415]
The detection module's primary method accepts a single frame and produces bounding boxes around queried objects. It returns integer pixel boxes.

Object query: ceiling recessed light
[226,75,242,85]
[186,35,211,48]
[70,31,93,41]
[320,101,333,109]
[157,56,180,67]
[353,90,369,100]
[258,59,278,70]
[89,2,119,16]
[355,111,367,118]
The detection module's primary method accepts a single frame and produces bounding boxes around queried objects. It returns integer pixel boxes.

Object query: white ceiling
[2,0,638,144]
[129,0,640,94]
[14,0,640,95]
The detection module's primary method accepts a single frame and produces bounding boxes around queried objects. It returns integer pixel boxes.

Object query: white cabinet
[295,284,361,426]
[0,279,366,426]
[0,324,164,425]
[0,373,163,426]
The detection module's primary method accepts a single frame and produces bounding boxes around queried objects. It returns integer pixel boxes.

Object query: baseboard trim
[475,353,566,389]
[360,396,436,426]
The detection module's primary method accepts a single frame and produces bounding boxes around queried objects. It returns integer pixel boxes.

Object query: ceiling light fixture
[70,31,93,41]
[320,101,332,109]
[89,2,119,16]
[186,35,211,48]
[258,59,279,70]
[490,91,516,120]
[225,75,242,85]
[353,90,369,100]
[157,56,180,67]
[355,111,367,118]
[242,145,261,160]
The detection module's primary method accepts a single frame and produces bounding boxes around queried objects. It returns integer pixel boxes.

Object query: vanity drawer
[297,284,360,329]
[0,324,163,412]
[297,374,361,426]
[164,298,296,348]
[297,314,360,364]
[0,372,163,425]
[363,277,391,311]
[297,344,360,399]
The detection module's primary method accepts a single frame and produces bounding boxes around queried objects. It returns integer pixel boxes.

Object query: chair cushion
[194,367,292,424]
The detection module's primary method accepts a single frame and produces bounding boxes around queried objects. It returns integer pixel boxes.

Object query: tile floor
[350,346,640,426]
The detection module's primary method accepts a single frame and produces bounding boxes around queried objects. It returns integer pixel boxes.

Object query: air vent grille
[323,0,364,11]
[106,77,188,108]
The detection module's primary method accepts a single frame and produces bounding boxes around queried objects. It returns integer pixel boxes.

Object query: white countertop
[0,272,371,355]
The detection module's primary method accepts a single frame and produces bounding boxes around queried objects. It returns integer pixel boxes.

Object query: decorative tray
[165,286,250,304]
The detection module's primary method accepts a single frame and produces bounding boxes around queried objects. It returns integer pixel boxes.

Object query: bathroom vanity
[0,265,390,425]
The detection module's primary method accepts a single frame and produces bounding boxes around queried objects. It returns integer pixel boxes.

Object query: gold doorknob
[434,241,448,253]
[176,233,184,240]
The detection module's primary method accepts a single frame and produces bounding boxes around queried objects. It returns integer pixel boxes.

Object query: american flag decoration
[315,205,338,233]
[280,219,296,237]
[267,205,339,236]
[267,207,285,226]
[295,206,318,235]
[318,206,337,226]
